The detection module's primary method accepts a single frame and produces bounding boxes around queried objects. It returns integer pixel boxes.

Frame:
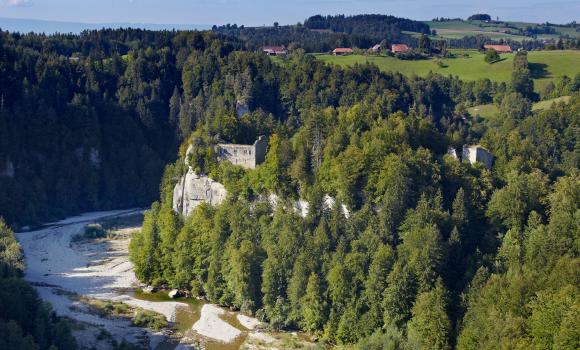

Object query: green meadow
[315,50,580,91]
[467,96,572,120]
[424,20,579,41]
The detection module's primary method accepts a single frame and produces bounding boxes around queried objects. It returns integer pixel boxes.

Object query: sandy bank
[192,304,242,342]
[16,209,186,348]
[237,313,262,330]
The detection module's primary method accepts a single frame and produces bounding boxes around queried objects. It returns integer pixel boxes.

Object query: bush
[83,224,107,239]
[72,223,117,242]
[395,50,428,60]
[132,310,167,330]
[484,49,500,64]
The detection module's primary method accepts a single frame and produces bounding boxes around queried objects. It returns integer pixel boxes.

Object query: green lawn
[467,104,500,119]
[532,96,571,111]
[423,20,580,41]
[467,96,572,120]
[315,50,580,91]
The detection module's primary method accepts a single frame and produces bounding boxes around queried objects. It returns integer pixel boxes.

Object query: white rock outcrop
[172,168,227,217]
[266,193,350,218]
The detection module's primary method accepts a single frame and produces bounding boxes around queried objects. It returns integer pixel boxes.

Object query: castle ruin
[172,136,269,216]
[462,145,493,168]
[217,136,268,169]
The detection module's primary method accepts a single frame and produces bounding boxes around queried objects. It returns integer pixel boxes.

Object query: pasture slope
[468,96,572,120]
[315,50,580,91]
[424,20,579,41]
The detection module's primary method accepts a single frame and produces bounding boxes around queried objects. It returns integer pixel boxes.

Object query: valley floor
[16,209,184,349]
[16,210,316,350]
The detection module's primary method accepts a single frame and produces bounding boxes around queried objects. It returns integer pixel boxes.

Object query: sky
[0,0,578,26]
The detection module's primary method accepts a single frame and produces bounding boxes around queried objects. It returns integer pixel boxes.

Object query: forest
[212,13,432,53]
[0,18,578,350]
[303,14,431,38]
[128,37,579,349]
[0,29,245,226]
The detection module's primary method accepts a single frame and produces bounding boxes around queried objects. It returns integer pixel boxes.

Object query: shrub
[83,224,107,239]
[396,50,428,60]
[435,59,447,68]
[484,49,500,64]
[132,310,167,330]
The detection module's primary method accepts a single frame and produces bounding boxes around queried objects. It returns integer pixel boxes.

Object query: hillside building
[263,46,287,56]
[483,44,512,53]
[462,145,493,168]
[217,136,269,169]
[333,48,353,55]
[392,44,411,53]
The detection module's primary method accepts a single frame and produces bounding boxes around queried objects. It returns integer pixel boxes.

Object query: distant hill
[0,17,212,34]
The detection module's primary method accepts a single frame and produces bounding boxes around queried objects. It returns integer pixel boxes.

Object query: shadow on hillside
[529,63,549,79]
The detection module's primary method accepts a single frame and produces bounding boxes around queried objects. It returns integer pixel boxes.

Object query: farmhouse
[391,44,411,54]
[483,44,512,53]
[370,44,382,53]
[462,145,493,168]
[333,48,353,55]
[217,136,269,169]
[263,45,287,56]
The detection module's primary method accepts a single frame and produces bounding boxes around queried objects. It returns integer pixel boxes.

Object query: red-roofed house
[483,44,512,53]
[263,45,287,56]
[333,48,354,56]
[391,44,411,54]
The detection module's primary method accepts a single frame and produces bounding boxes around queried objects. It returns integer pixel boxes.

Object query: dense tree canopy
[123,33,579,348]
[0,24,577,349]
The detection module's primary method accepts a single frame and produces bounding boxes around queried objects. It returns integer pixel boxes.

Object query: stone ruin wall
[172,136,268,216]
[217,136,268,169]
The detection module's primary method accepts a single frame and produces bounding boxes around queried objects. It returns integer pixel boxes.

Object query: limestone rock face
[172,167,227,217]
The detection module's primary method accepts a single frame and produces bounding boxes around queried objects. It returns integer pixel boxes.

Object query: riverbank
[16,209,320,350]
[16,210,189,349]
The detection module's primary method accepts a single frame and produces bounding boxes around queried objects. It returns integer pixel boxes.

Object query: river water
[132,290,250,350]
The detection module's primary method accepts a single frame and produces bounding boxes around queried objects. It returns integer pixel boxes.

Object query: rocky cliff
[172,146,227,217]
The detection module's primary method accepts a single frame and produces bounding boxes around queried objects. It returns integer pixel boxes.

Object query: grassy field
[467,96,572,120]
[467,104,500,119]
[315,50,580,91]
[532,95,571,111]
[424,20,579,41]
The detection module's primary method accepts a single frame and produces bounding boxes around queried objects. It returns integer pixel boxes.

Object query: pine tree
[407,279,452,350]
[302,273,327,333]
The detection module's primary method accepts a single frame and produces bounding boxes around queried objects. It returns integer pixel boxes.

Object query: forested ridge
[303,14,431,37]
[128,38,579,349]
[0,22,578,350]
[0,29,244,226]
[212,14,429,52]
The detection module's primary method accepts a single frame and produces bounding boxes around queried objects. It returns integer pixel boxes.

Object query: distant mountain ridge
[0,17,212,34]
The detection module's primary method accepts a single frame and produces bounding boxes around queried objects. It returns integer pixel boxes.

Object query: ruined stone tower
[216,136,268,169]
